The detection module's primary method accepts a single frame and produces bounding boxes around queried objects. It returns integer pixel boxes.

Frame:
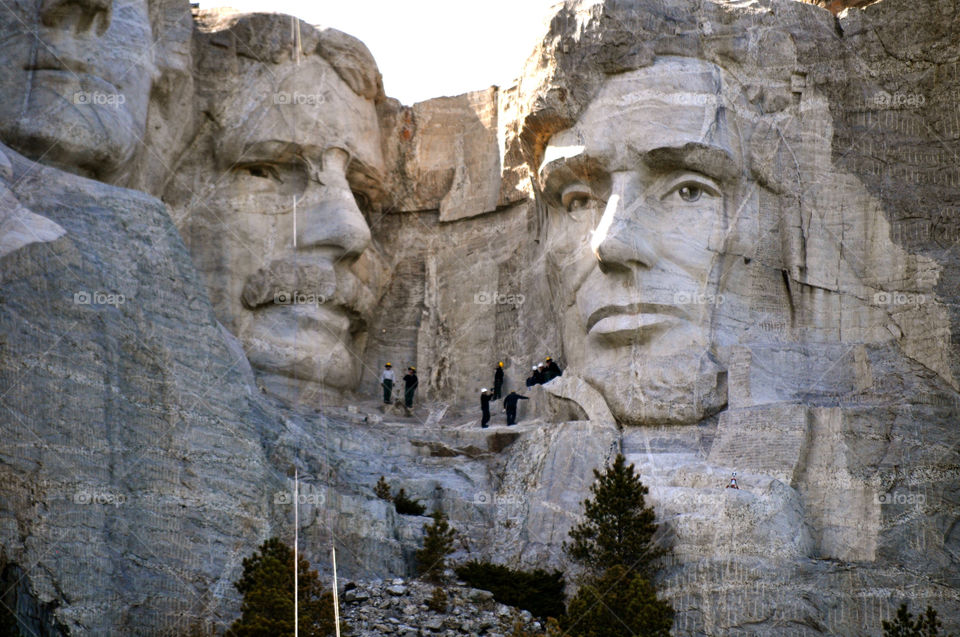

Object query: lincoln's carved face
[0,0,156,179]
[540,57,750,425]
[182,54,385,392]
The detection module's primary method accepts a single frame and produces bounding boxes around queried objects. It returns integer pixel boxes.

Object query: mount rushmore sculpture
[0,0,958,634]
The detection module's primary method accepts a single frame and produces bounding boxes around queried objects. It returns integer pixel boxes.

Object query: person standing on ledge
[403,366,419,410]
[493,361,504,399]
[480,388,492,428]
[380,363,394,404]
[503,391,528,426]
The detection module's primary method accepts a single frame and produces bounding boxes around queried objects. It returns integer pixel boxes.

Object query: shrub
[510,617,563,637]
[455,560,565,619]
[562,565,673,637]
[426,586,448,613]
[416,510,456,583]
[226,537,342,637]
[393,488,426,516]
[374,476,392,501]
[883,602,954,637]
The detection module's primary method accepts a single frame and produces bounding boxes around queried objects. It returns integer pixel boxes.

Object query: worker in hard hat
[480,388,492,428]
[493,361,504,399]
[726,472,739,489]
[503,390,529,426]
[543,356,562,382]
[525,365,539,388]
[403,366,419,410]
[380,363,395,404]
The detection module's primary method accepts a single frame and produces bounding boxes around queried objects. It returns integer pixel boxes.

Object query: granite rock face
[1,0,959,635]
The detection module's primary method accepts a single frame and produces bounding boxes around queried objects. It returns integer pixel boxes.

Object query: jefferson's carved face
[186,56,384,391]
[0,0,156,178]
[540,57,749,425]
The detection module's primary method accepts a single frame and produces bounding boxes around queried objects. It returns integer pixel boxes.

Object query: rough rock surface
[340,577,545,636]
[0,0,959,635]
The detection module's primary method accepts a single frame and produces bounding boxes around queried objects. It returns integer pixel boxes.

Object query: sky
[196,0,561,105]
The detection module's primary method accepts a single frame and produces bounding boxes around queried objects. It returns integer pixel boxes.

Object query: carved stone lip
[29,48,93,76]
[586,302,687,334]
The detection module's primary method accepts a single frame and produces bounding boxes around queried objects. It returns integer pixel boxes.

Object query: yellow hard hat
[410,366,416,371]
[385,362,391,367]
[498,361,503,367]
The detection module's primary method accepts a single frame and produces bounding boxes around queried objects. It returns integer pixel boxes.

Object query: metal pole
[294,469,298,637]
[331,545,341,637]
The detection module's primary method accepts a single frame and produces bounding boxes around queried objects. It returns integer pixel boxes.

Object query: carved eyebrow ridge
[644,143,739,183]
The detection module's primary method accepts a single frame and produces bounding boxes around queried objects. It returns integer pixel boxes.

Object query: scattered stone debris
[340,577,544,636]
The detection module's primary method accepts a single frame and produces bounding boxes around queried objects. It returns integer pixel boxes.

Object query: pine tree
[883,602,954,637]
[227,537,341,637]
[374,476,392,501]
[416,511,457,583]
[562,565,673,637]
[564,454,666,579]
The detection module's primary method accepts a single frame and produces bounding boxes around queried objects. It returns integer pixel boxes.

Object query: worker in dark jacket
[525,366,538,388]
[403,367,418,409]
[480,388,492,428]
[544,357,562,382]
[493,362,504,399]
[503,391,528,426]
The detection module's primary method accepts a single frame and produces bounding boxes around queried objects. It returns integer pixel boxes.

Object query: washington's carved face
[540,56,748,425]
[0,0,156,178]
[190,57,385,391]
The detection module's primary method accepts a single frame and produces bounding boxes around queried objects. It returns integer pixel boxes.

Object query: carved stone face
[0,0,156,179]
[185,57,385,392]
[539,57,746,425]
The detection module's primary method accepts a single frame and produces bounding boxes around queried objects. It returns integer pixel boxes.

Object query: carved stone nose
[591,174,658,273]
[295,195,371,258]
[40,0,111,32]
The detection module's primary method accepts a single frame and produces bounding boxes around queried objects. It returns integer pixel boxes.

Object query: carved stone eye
[562,183,593,212]
[243,164,282,183]
[677,185,702,202]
